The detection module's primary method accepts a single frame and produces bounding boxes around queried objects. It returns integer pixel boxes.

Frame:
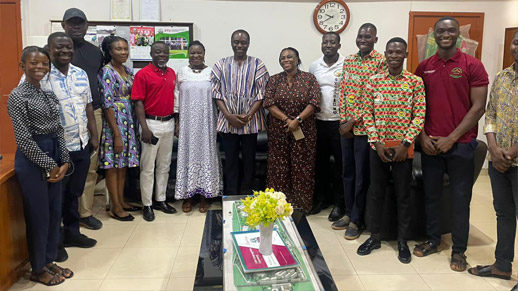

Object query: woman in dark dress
[8,46,72,286]
[263,47,321,214]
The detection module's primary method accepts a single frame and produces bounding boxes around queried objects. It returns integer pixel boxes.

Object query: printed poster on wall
[97,25,116,48]
[130,26,154,60]
[154,26,190,59]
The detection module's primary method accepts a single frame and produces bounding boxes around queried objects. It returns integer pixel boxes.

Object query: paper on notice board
[154,26,190,59]
[140,0,160,21]
[51,22,65,33]
[111,0,132,20]
[97,26,116,48]
[130,26,154,60]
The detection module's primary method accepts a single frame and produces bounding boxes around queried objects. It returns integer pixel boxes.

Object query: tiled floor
[10,174,518,290]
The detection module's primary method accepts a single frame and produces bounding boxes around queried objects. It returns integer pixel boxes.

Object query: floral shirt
[484,64,518,166]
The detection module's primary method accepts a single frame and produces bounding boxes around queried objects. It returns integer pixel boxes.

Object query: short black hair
[323,31,340,43]
[513,30,518,39]
[48,31,71,46]
[21,46,50,64]
[359,23,377,35]
[188,40,205,52]
[386,37,408,50]
[151,41,169,50]
[434,16,460,29]
[279,47,302,66]
[231,29,250,41]
[101,35,128,65]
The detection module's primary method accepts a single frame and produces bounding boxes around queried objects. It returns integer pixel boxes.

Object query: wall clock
[313,0,351,34]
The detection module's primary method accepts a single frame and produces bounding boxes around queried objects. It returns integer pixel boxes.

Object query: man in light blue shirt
[45,32,99,260]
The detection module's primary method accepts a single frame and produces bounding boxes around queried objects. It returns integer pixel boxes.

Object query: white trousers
[140,118,175,206]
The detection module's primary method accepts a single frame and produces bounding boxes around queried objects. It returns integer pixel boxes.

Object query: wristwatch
[402,140,411,147]
[296,116,303,124]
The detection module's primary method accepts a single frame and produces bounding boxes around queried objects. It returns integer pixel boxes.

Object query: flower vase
[259,222,274,255]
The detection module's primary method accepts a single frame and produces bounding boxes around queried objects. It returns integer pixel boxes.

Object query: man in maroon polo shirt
[412,16,488,272]
[132,41,178,222]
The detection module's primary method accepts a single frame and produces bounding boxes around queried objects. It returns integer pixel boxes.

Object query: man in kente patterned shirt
[333,23,386,241]
[356,37,425,264]
[468,30,518,284]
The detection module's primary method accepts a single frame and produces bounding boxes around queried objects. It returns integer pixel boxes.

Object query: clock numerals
[314,0,350,33]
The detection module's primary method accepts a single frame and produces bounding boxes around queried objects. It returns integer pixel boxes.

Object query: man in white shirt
[309,32,346,221]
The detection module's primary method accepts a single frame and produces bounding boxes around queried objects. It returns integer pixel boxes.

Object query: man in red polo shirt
[132,41,178,222]
[413,16,488,272]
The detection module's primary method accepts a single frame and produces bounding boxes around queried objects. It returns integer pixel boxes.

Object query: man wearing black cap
[62,8,104,232]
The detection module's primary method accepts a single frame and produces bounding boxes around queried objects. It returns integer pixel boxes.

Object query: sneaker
[331,216,350,230]
[344,222,362,240]
[63,234,97,248]
[80,216,103,230]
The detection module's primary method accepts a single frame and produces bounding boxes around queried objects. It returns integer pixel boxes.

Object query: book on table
[231,229,299,273]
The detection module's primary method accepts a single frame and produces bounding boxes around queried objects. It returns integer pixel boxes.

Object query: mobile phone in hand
[151,135,159,145]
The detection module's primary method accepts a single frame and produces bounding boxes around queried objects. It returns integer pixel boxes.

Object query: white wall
[21,0,518,157]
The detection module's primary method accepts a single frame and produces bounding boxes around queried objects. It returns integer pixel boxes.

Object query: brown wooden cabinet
[0,154,29,291]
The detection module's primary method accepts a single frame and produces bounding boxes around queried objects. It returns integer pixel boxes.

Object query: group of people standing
[6,5,518,289]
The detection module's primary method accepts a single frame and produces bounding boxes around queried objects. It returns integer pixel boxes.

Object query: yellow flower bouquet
[241,188,294,228]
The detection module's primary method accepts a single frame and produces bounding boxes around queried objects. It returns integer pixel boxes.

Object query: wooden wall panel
[503,27,518,69]
[0,0,23,155]
[407,12,484,73]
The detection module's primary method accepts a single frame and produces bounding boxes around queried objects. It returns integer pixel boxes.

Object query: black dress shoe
[55,245,68,262]
[143,206,155,222]
[357,237,381,256]
[328,206,345,222]
[398,241,411,264]
[153,201,177,214]
[309,203,322,215]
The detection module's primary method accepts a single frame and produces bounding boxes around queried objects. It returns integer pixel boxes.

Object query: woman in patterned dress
[264,47,321,214]
[174,41,222,213]
[99,36,140,221]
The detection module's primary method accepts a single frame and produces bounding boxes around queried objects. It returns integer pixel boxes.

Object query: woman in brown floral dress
[264,47,321,214]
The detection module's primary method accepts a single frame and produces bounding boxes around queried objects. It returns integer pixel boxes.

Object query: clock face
[314,1,350,33]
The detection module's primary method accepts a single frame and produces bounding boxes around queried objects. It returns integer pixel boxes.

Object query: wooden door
[407,12,484,73]
[503,27,518,69]
[0,0,22,155]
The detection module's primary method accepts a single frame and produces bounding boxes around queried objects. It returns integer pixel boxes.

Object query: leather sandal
[199,197,209,213]
[450,253,468,272]
[182,198,193,213]
[413,241,438,257]
[468,265,511,280]
[30,267,64,286]
[47,263,74,279]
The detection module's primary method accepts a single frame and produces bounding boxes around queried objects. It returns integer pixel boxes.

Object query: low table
[194,196,337,291]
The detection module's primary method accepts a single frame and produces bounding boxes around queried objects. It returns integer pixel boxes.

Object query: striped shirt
[339,50,386,135]
[363,69,426,148]
[211,56,269,134]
